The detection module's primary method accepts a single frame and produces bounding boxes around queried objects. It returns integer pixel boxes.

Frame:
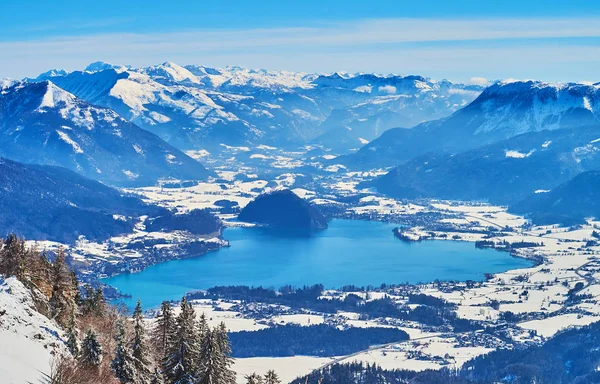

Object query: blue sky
[1,0,599,82]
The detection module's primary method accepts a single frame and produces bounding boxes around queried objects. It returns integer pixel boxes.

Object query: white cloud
[468,77,489,86]
[378,85,397,94]
[1,17,600,81]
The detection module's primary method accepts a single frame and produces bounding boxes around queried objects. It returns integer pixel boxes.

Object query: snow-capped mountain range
[352,80,600,204]
[343,80,600,168]
[33,61,483,151]
[4,61,599,199]
[0,80,209,185]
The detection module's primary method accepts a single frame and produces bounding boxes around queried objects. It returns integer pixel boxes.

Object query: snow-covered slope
[0,276,65,384]
[470,80,600,137]
[344,80,600,168]
[0,157,164,243]
[47,67,266,149]
[38,62,483,151]
[365,123,600,204]
[144,61,202,85]
[185,64,316,91]
[0,80,210,186]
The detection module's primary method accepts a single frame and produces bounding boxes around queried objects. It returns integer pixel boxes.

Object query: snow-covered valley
[13,154,600,383]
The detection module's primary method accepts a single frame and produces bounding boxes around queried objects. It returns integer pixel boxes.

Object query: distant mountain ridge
[32,61,483,152]
[343,80,600,168]
[0,80,209,186]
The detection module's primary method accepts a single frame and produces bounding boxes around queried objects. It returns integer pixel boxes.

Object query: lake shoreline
[104,218,534,309]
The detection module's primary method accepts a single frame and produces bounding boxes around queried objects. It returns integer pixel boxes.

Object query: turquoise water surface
[104,219,533,309]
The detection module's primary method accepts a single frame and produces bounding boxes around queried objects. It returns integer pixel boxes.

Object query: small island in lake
[238,189,328,230]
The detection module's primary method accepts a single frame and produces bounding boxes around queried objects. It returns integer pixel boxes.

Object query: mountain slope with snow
[0,80,209,185]
[0,157,164,243]
[0,276,65,384]
[311,74,483,150]
[184,64,316,91]
[47,67,269,148]
[343,80,600,168]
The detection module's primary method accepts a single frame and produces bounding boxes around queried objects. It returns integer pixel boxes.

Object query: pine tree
[197,313,209,339]
[163,298,200,384]
[153,301,176,361]
[0,234,28,280]
[65,310,79,357]
[245,372,263,384]
[112,321,137,383]
[95,286,105,315]
[82,284,105,316]
[49,248,74,326]
[82,284,96,315]
[80,329,103,368]
[263,370,281,384]
[214,322,236,384]
[197,328,215,384]
[71,271,82,307]
[29,249,52,289]
[131,300,151,383]
[198,325,235,384]
[66,327,79,357]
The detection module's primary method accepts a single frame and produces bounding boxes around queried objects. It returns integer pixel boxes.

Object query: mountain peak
[36,80,76,110]
[143,61,200,84]
[35,68,69,80]
[161,61,183,68]
[0,78,15,90]
[85,61,128,73]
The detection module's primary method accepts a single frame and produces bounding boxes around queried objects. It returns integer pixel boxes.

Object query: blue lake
[104,219,533,309]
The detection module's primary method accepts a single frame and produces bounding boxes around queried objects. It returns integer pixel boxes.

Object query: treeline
[229,324,409,357]
[291,362,466,384]
[0,234,251,384]
[295,320,600,384]
[458,320,600,384]
[475,239,542,250]
[190,285,476,330]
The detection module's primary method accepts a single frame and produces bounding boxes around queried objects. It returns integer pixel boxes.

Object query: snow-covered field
[233,356,333,384]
